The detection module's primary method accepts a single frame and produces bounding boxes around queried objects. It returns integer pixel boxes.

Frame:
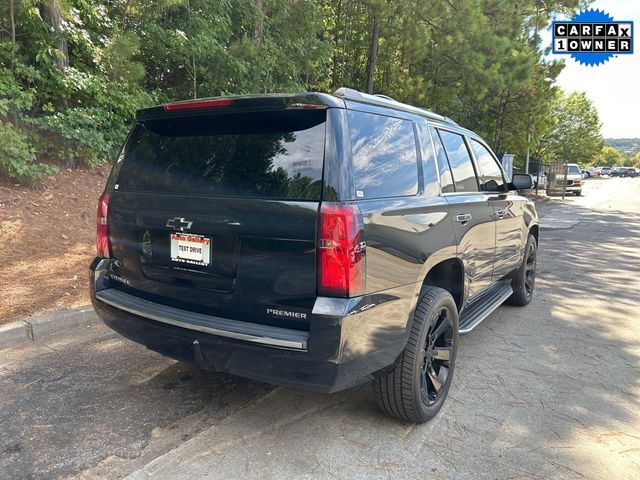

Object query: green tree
[534,91,604,166]
[0,0,603,182]
[594,146,623,167]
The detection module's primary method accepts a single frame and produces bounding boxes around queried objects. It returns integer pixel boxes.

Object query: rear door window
[430,127,455,193]
[470,139,505,192]
[415,119,440,199]
[438,130,479,193]
[348,111,419,199]
[116,110,326,200]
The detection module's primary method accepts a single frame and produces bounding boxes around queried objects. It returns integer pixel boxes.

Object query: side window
[416,120,440,198]
[471,139,505,192]
[438,130,479,193]
[348,111,419,199]
[429,126,455,193]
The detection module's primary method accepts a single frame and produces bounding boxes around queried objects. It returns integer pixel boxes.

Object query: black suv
[91,88,538,423]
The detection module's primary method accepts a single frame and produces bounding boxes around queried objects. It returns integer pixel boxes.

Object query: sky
[544,0,639,138]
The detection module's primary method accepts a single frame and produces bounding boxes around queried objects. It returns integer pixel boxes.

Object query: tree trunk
[331,0,342,88]
[192,55,197,99]
[9,0,16,45]
[120,0,132,30]
[187,0,197,99]
[9,0,18,126]
[41,1,69,72]
[366,8,381,94]
[493,90,506,152]
[254,0,264,46]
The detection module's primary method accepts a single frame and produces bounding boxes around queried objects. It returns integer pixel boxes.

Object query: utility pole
[561,145,567,200]
[525,131,531,174]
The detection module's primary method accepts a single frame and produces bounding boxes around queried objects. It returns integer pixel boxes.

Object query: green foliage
[0,66,36,116]
[0,0,604,180]
[595,143,640,168]
[534,91,604,165]
[0,121,55,182]
[594,146,623,167]
[605,138,640,156]
[98,32,146,85]
[29,107,118,167]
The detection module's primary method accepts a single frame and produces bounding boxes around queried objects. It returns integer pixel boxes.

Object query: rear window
[348,111,419,199]
[116,110,326,200]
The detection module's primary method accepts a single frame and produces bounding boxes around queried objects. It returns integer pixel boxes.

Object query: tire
[575,190,582,196]
[372,287,459,423]
[507,234,537,306]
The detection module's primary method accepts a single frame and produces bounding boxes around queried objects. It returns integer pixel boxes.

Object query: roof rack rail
[333,87,457,125]
[373,94,396,101]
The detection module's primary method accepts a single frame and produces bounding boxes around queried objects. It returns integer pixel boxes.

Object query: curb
[521,191,551,203]
[0,306,98,351]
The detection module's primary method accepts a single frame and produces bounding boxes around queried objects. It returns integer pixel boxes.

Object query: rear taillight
[317,203,365,297]
[96,192,111,258]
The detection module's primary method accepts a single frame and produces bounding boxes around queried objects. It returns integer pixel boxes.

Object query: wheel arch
[420,258,464,311]
[529,223,539,244]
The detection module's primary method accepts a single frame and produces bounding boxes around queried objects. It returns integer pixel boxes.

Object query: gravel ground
[1,177,638,480]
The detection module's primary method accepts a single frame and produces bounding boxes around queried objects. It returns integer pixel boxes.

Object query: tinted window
[430,126,455,193]
[438,130,478,192]
[348,111,418,198]
[416,120,440,198]
[117,110,325,199]
[470,139,505,192]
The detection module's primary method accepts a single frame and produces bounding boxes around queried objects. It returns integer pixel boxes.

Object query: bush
[0,121,55,182]
[27,68,154,168]
[29,107,116,168]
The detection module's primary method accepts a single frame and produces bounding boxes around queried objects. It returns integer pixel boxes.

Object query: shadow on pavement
[1,196,638,479]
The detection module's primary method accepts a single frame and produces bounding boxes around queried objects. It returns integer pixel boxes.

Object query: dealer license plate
[170,233,211,266]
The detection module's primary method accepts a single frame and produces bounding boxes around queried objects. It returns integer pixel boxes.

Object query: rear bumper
[95,288,309,351]
[90,258,416,393]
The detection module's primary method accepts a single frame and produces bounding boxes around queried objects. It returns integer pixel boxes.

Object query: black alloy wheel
[507,233,538,306]
[524,240,536,299]
[373,286,459,423]
[421,308,455,406]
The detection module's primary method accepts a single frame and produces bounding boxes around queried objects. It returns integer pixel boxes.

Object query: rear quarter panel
[337,111,458,366]
[340,197,457,367]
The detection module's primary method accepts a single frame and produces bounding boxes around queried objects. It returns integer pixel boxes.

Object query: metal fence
[529,160,568,198]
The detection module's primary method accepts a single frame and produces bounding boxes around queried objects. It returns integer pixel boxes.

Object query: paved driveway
[1,177,639,479]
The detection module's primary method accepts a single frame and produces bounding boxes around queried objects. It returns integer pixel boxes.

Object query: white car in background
[530,171,547,190]
[581,167,596,178]
[560,163,583,196]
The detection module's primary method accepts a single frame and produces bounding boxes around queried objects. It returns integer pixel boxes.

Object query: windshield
[568,165,581,175]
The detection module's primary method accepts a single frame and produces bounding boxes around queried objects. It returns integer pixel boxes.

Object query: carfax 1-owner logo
[553,9,634,66]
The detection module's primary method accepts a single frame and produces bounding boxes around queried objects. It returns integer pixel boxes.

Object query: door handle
[454,213,472,224]
[495,209,506,219]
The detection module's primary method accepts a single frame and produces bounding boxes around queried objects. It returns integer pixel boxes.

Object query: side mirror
[509,173,533,191]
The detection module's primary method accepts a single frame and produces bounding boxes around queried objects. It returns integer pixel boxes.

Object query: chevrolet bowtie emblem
[166,217,193,232]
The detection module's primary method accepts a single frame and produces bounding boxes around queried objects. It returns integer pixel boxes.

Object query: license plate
[170,233,211,266]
